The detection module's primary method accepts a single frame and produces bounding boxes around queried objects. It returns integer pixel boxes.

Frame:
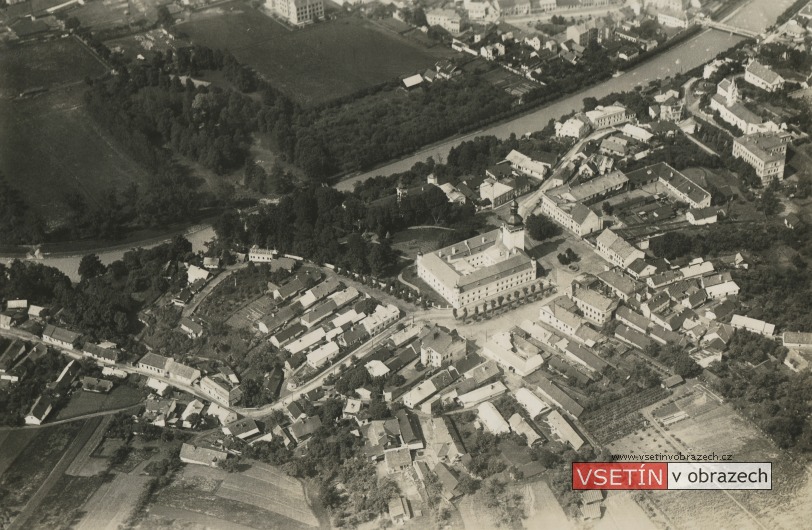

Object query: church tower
[501,199,525,251]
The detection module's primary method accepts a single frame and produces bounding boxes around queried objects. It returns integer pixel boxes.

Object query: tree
[219,455,242,472]
[78,254,106,282]
[602,201,614,215]
[760,183,781,216]
[525,213,561,241]
[583,97,599,111]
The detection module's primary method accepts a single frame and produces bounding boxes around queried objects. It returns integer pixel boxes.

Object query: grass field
[0,429,38,478]
[31,474,107,529]
[155,461,318,529]
[76,473,151,530]
[0,423,83,524]
[0,38,106,98]
[0,90,151,227]
[54,385,145,421]
[176,4,454,106]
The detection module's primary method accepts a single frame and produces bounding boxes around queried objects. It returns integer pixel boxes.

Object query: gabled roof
[746,60,782,84]
[138,353,170,371]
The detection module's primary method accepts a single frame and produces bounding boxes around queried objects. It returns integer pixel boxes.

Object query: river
[0,226,216,283]
[1,0,793,280]
[336,0,795,191]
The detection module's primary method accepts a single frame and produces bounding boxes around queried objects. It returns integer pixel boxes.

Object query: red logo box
[572,462,669,490]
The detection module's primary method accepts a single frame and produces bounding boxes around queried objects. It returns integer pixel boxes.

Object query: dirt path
[8,418,100,530]
[65,415,112,477]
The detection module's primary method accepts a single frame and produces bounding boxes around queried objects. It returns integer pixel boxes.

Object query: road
[182,263,248,318]
[236,319,406,418]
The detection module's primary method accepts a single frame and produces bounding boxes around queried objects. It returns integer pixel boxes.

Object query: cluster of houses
[701,58,794,185]
[434,0,701,86]
[171,259,222,308]
[250,269,400,383]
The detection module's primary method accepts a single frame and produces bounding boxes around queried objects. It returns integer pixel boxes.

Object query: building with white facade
[483,330,544,376]
[585,105,630,130]
[555,114,591,139]
[426,8,461,34]
[744,60,784,92]
[268,0,324,26]
[595,229,645,269]
[416,201,536,309]
[732,132,791,184]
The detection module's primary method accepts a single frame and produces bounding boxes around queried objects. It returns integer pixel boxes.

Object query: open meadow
[54,385,144,421]
[176,4,454,106]
[0,37,106,98]
[150,460,320,529]
[0,90,150,228]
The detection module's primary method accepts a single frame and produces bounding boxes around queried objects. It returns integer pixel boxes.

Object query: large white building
[585,105,630,130]
[732,132,791,184]
[267,0,324,26]
[416,201,537,309]
[426,8,462,34]
[710,78,778,135]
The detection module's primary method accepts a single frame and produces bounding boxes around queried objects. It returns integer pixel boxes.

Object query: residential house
[426,8,461,34]
[42,325,80,350]
[483,330,543,376]
[744,60,784,92]
[200,374,243,406]
[179,317,204,339]
[420,325,467,368]
[687,207,718,225]
[615,323,653,351]
[138,353,170,375]
[25,396,53,425]
[385,446,412,474]
[585,105,630,130]
[783,332,812,350]
[595,229,645,269]
[360,304,400,336]
[505,149,552,180]
[223,418,260,440]
[597,270,644,301]
[546,409,584,449]
[180,443,228,467]
[290,416,322,444]
[701,272,739,299]
[534,376,584,418]
[509,413,542,446]
[477,402,510,434]
[82,376,113,393]
[556,114,591,139]
[82,343,120,364]
[570,286,618,326]
[515,387,550,418]
[166,360,201,386]
[730,314,775,336]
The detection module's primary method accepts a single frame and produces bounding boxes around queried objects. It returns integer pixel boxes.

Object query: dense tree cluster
[648,225,777,260]
[525,213,562,241]
[0,173,44,245]
[0,236,193,345]
[710,331,812,452]
[0,348,67,426]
